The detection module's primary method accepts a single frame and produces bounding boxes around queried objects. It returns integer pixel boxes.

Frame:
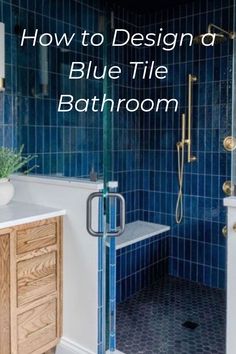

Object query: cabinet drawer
[17,299,57,354]
[17,252,57,307]
[16,222,57,254]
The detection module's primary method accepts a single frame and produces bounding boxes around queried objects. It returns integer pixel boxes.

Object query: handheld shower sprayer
[175,113,186,224]
[175,74,197,224]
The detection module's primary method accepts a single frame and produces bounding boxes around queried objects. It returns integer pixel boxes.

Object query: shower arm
[208,24,235,39]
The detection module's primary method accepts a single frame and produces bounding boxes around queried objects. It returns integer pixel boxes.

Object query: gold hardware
[0,77,5,92]
[176,113,186,148]
[208,24,236,40]
[176,117,185,224]
[222,181,234,196]
[190,75,197,82]
[176,75,197,164]
[187,74,197,163]
[223,136,236,151]
[222,226,227,237]
[181,113,186,144]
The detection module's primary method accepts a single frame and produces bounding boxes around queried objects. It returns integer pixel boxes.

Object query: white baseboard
[56,337,96,354]
[56,337,126,354]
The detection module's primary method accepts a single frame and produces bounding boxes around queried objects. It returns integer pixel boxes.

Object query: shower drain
[182,321,199,330]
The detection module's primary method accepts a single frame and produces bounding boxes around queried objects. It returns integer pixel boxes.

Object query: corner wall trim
[56,337,96,354]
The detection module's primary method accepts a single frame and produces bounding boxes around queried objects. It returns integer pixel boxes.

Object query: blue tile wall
[0,0,106,177]
[116,232,169,303]
[0,1,18,148]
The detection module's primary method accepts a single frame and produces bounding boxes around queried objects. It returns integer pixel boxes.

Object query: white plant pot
[0,178,15,206]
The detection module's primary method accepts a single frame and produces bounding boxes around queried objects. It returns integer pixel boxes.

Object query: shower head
[193,23,235,45]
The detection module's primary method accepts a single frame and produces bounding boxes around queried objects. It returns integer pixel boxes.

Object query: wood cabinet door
[0,217,63,354]
[0,232,11,354]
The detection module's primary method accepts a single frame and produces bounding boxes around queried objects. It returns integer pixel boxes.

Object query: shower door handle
[106,192,125,237]
[86,192,125,237]
[86,192,104,237]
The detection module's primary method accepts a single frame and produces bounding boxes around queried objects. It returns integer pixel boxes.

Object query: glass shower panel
[14,2,115,353]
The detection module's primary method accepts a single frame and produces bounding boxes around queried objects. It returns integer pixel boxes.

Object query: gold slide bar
[187,74,197,163]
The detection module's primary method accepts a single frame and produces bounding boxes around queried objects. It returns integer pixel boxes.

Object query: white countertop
[107,220,170,250]
[0,201,66,229]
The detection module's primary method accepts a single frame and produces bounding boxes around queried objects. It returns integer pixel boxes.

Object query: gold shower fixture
[224,224,236,234]
[223,136,236,151]
[207,24,235,40]
[186,74,197,162]
[222,226,227,238]
[175,74,197,224]
[222,181,234,196]
[194,24,236,44]
[177,74,197,163]
[175,113,186,224]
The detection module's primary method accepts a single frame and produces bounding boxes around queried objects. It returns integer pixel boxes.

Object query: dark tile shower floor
[116,276,226,354]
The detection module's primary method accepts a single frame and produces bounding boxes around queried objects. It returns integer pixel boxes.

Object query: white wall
[12,175,103,354]
[224,197,236,354]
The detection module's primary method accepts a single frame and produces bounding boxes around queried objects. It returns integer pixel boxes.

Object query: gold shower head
[193,23,235,45]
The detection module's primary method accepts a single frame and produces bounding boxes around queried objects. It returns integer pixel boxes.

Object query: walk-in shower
[176,23,236,225]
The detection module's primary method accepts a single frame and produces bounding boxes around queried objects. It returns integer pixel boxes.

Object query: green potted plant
[0,145,37,206]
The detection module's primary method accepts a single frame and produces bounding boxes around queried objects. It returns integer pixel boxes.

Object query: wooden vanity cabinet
[0,217,63,354]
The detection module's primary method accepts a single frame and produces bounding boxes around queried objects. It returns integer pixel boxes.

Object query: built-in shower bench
[115,220,170,249]
[108,220,170,303]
